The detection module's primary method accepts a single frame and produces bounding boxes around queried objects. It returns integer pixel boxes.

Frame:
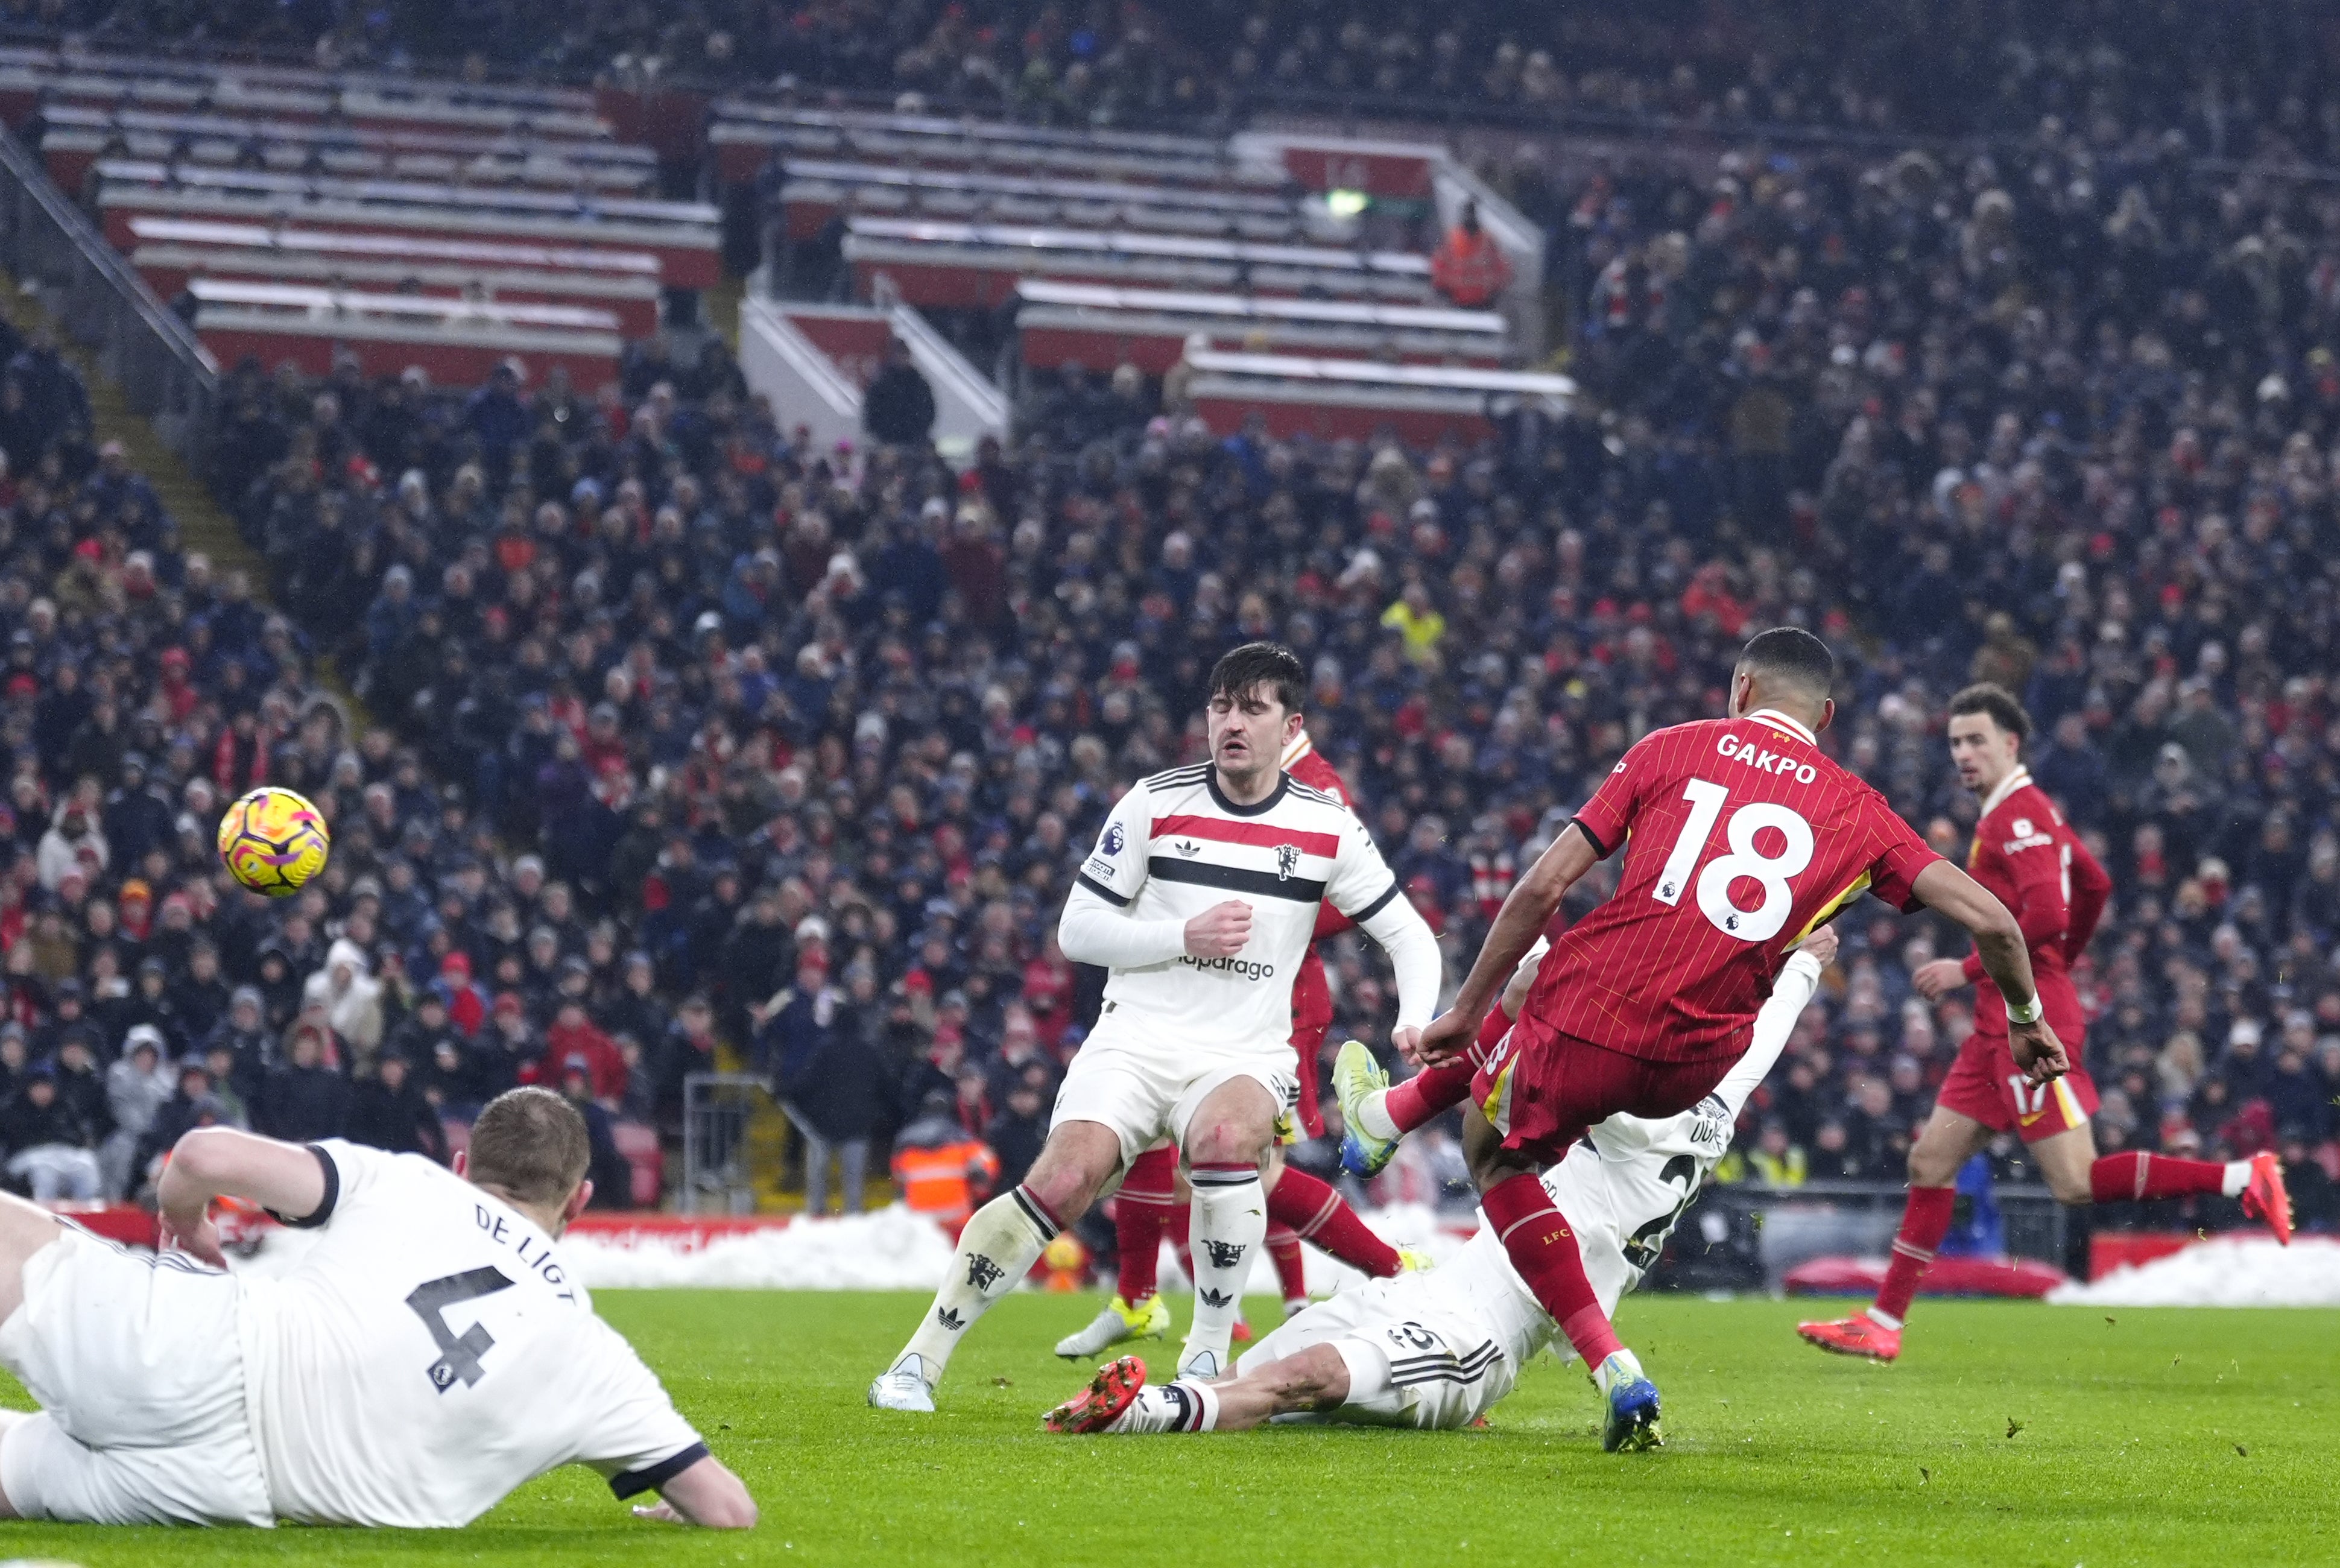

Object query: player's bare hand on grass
[1183,899,1253,958]
[2010,1020,2069,1083]
[1911,957,1966,999]
[1792,925,1839,967]
[633,1502,689,1525]
[159,1208,227,1269]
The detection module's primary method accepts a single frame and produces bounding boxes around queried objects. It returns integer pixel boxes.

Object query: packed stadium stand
[0,3,2325,1289]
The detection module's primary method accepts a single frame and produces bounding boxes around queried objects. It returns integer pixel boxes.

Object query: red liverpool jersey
[1521,707,1941,1064]
[1283,733,1358,944]
[1955,767,2109,1042]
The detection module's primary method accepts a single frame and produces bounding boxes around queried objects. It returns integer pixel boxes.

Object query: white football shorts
[0,1227,273,1525]
[1053,1010,1300,1173]
[1239,1271,1516,1430]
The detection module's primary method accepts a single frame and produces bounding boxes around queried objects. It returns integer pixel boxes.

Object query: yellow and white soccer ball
[218,786,330,897]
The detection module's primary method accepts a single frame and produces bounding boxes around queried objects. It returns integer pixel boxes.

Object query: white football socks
[1182,1163,1265,1374]
[893,1185,1059,1386]
[1115,1380,1220,1434]
[1355,1091,1402,1141]
[1592,1348,1646,1397]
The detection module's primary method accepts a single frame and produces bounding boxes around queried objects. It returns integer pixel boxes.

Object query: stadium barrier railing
[1666,1180,2072,1293]
[0,119,215,460]
[682,1070,783,1216]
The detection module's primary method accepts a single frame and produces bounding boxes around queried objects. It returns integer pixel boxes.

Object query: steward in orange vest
[1430,201,1513,308]
[891,1094,1001,1226]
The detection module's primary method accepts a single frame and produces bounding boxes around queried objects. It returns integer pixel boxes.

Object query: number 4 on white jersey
[1649,778,1815,944]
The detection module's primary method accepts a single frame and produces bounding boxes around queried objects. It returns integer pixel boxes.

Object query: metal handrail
[0,118,215,459]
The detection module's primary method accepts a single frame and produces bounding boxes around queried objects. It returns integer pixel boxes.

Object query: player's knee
[1906,1143,1954,1187]
[1023,1132,1116,1217]
[1183,1119,1268,1167]
[2046,1168,2093,1206]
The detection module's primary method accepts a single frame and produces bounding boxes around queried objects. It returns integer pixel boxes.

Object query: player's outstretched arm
[1354,885,1440,1059]
[632,1453,757,1529]
[1416,823,1599,1065]
[1909,861,2067,1083]
[156,1127,332,1266]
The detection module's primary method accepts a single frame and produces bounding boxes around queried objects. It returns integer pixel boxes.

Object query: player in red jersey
[1409,628,2069,1450]
[1055,729,1419,1364]
[1798,685,2293,1362]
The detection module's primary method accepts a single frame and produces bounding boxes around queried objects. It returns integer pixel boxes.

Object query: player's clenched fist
[1412,1008,1472,1066]
[1183,899,1252,958]
[2009,1019,2069,1084]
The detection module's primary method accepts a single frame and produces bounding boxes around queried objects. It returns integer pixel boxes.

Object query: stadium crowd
[189,91,2340,1239]
[31,0,2340,158]
[0,4,2328,1250]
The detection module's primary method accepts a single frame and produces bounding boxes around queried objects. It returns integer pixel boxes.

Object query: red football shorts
[1934,1030,2099,1143]
[1471,1022,1730,1166]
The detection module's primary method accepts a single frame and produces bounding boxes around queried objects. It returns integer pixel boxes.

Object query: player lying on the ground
[871,643,1441,1409]
[1317,628,2068,1452]
[0,1087,755,1529]
[1798,684,2292,1362]
[1044,931,1835,1441]
[1054,1140,1429,1359]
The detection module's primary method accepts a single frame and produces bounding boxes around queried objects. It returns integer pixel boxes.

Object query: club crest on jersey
[1275,843,1301,880]
[2002,816,2055,853]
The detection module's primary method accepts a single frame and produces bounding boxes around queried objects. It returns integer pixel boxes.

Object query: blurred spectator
[862,338,936,450]
[890,1092,998,1226]
[346,1053,450,1162]
[257,1021,350,1143]
[779,970,890,1216]
[2,1070,100,1201]
[988,1077,1048,1193]
[1429,201,1511,308]
[99,1024,172,1197]
[560,1060,635,1210]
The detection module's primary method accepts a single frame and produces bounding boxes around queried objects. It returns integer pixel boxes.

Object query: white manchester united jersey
[1075,763,1405,1050]
[235,1141,704,1527]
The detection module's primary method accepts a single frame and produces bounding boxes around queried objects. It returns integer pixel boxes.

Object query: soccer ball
[218,786,330,897]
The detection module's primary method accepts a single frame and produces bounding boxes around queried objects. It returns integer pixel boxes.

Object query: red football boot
[1796,1315,1902,1362]
[1043,1355,1146,1434]
[2241,1151,2294,1246]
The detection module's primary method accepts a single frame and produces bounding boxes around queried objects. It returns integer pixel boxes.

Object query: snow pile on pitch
[2047,1237,2340,1307]
[562,1202,1472,1292]
[233,1201,1475,1292]
[568,1207,959,1291]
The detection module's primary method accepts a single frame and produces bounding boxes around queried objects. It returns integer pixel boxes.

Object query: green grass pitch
[0,1290,2333,1566]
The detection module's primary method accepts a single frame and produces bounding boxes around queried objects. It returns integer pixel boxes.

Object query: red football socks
[2089,1151,2230,1204]
[1266,1224,1307,1303]
[1873,1184,1956,1324]
[1377,1009,1512,1132]
[1268,1168,1401,1278]
[1482,1171,1621,1367]
[1168,1200,1194,1285]
[1113,1144,1179,1305]
[1383,1058,1478,1134]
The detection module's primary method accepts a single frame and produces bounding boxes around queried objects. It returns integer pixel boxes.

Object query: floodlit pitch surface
[0,1291,2333,1566]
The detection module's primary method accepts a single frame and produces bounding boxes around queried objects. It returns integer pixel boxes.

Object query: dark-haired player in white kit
[870,642,1441,1408]
[0,1087,755,1529]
